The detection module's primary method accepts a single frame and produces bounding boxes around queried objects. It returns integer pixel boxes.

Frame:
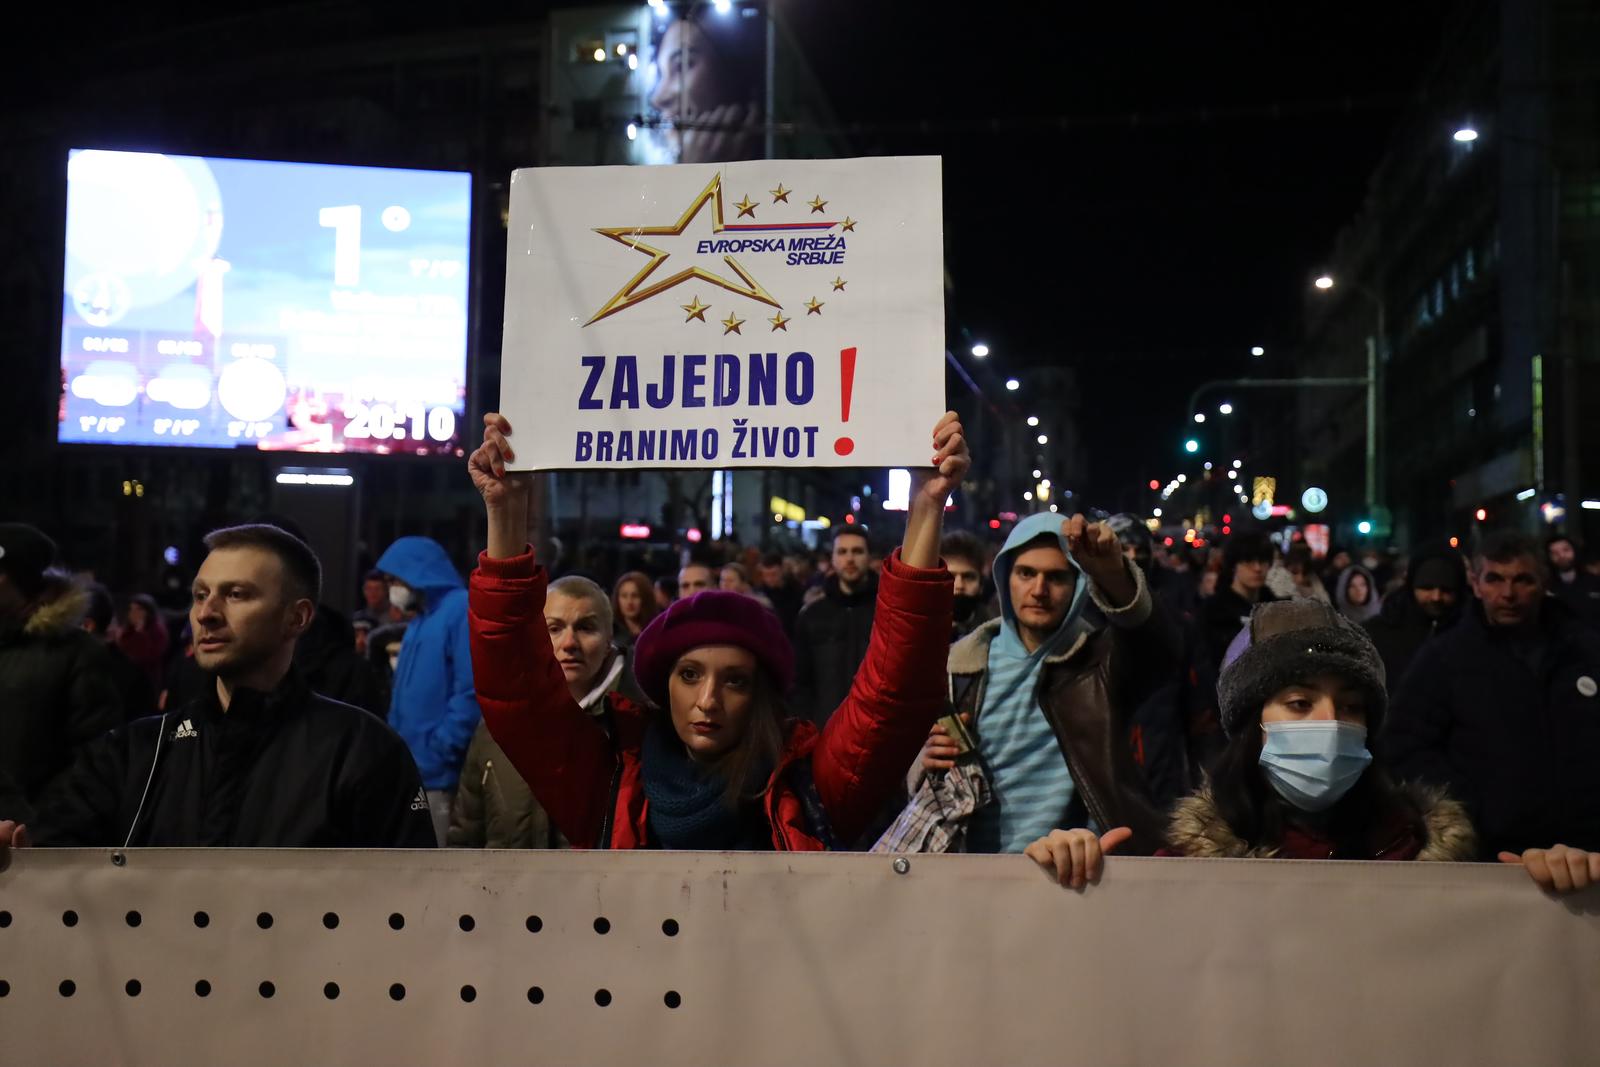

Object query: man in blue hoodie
[376,536,478,845]
[908,513,1178,854]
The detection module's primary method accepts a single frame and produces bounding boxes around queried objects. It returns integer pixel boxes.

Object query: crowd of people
[3,415,1600,897]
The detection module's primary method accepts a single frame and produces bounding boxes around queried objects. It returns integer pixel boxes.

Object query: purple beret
[631,590,793,708]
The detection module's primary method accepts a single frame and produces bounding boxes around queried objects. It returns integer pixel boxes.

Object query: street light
[1251,346,1265,357]
[1184,439,1199,453]
[1453,127,1479,143]
[970,343,989,358]
[1313,274,1386,520]
[1218,402,1233,415]
[1031,468,1042,479]
[1036,434,1048,445]
[1026,415,1039,427]
[1193,413,1206,424]
[1005,378,1020,391]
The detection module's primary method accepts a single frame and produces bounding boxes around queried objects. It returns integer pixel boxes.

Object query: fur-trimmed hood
[13,570,91,640]
[1167,780,1478,861]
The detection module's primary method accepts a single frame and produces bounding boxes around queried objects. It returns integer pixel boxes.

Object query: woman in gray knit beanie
[1023,598,1470,884]
[1026,598,1599,891]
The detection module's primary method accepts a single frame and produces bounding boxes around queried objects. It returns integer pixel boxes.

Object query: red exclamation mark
[833,346,856,456]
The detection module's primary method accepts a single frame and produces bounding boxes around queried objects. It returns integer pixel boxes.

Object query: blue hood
[993,512,1085,631]
[376,537,464,606]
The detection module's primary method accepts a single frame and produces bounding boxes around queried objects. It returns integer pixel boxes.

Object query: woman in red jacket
[465,411,964,850]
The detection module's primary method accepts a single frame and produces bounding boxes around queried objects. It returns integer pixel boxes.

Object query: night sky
[789,0,1463,507]
[9,0,1463,509]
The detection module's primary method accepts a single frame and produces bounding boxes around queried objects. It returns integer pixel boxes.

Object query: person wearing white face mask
[1024,600,1600,893]
[374,536,479,846]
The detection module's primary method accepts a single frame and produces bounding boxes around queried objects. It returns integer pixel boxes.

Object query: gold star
[735,194,757,218]
[770,183,791,203]
[840,216,856,232]
[768,311,790,331]
[809,195,827,213]
[831,276,847,292]
[805,296,824,315]
[681,296,710,322]
[584,173,781,326]
[721,312,745,335]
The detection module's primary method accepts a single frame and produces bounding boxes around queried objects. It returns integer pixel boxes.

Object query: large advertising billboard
[59,149,471,453]
[636,3,767,165]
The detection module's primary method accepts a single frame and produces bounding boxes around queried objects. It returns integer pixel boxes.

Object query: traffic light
[1357,520,1373,536]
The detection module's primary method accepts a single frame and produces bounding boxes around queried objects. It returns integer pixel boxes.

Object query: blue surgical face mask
[1258,720,1373,813]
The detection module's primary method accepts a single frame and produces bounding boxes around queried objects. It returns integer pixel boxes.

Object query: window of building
[1449,261,1461,300]
[1432,279,1446,318]
[1464,246,1476,282]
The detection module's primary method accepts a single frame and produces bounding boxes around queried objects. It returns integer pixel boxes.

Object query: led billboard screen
[60,149,471,453]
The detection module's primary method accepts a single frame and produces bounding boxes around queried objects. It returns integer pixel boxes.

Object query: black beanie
[1411,556,1462,591]
[0,523,59,600]
[1217,599,1388,738]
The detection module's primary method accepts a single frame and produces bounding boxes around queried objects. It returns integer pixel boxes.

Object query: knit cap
[1217,599,1387,737]
[632,590,793,708]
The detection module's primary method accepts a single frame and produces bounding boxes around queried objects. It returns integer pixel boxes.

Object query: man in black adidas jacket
[0,524,434,852]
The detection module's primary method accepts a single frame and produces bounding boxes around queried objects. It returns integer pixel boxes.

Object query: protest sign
[500,156,945,470]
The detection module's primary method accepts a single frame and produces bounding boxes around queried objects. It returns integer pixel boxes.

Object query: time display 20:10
[342,402,457,443]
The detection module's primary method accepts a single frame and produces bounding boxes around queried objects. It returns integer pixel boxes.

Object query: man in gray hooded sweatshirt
[896,512,1178,854]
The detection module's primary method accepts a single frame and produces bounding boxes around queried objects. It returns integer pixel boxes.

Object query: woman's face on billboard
[650,20,729,124]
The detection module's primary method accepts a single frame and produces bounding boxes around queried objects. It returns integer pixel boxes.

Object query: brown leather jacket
[942,561,1179,854]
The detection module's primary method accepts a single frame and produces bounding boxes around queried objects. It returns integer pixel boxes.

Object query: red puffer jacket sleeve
[468,548,612,848]
[811,549,952,843]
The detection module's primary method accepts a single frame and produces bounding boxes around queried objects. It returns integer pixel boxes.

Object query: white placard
[500,157,945,470]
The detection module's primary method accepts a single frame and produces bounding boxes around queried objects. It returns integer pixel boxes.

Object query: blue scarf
[641,718,772,850]
[967,512,1094,852]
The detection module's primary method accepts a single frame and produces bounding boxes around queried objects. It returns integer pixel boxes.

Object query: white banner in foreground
[500,156,946,470]
[2,851,1598,1066]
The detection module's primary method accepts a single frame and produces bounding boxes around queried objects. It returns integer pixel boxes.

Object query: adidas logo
[410,788,429,812]
[172,719,199,740]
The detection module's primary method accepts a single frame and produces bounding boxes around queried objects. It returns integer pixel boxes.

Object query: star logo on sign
[770,183,790,203]
[768,311,790,331]
[805,296,824,315]
[809,195,827,213]
[681,296,710,322]
[735,194,758,218]
[831,277,847,292]
[840,216,856,232]
[721,312,745,335]
[584,173,780,326]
